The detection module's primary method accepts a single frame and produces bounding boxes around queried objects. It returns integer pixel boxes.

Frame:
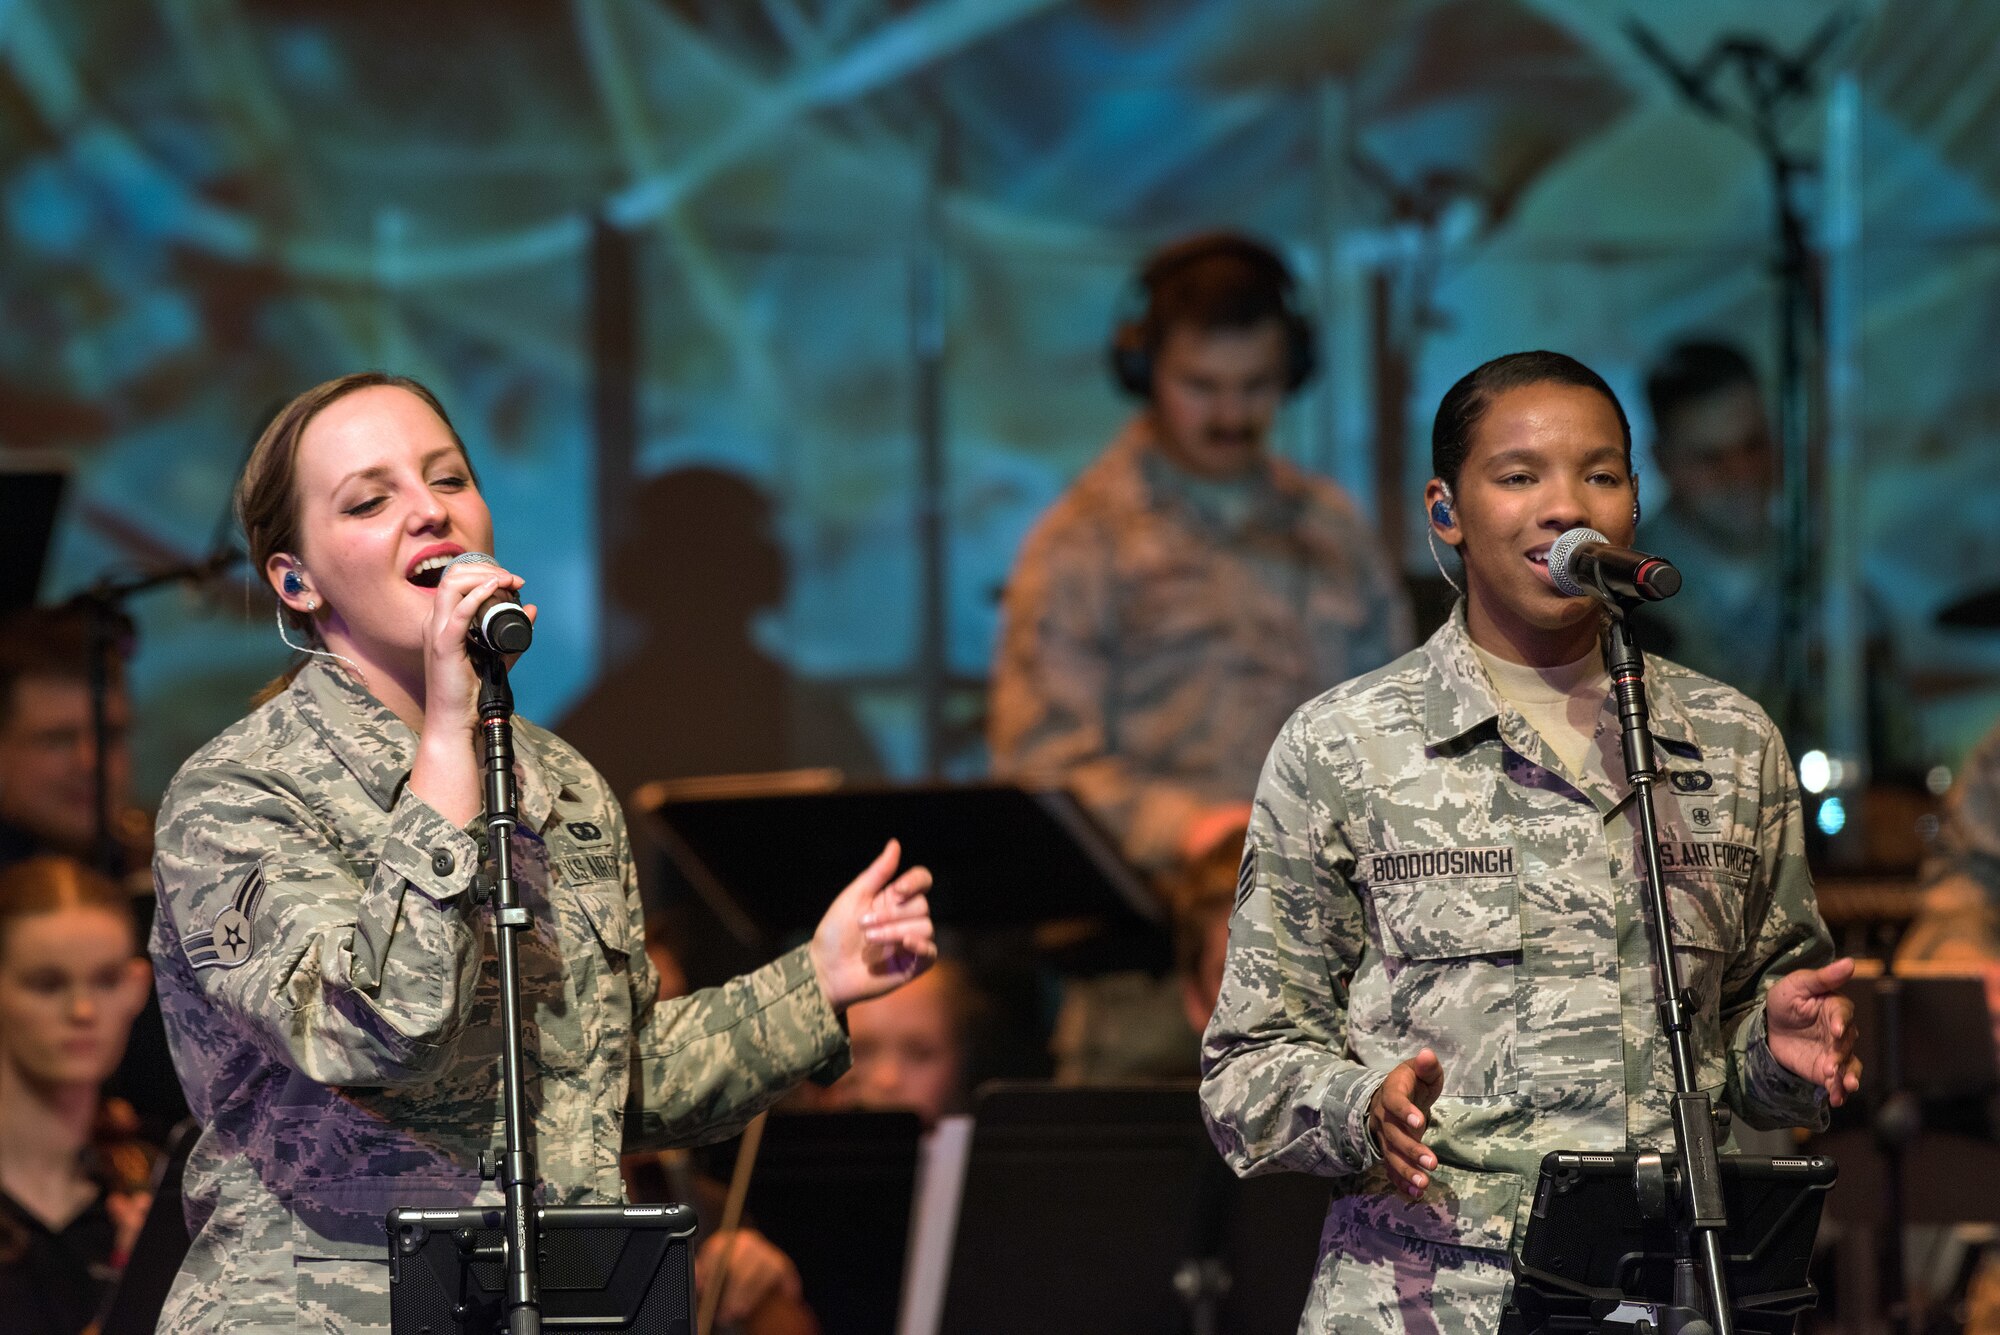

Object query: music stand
[639,780,1157,946]
[696,1110,923,1335]
[387,1203,698,1334]
[928,1083,1321,1335]
[0,467,65,617]
[1827,967,2000,1332]
[1507,1152,1837,1335]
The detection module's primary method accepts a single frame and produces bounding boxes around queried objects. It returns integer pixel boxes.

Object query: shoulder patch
[183,865,266,971]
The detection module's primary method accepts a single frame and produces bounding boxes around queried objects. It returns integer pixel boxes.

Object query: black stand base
[388,1203,698,1334]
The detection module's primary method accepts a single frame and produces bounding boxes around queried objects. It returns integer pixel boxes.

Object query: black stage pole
[473,645,541,1335]
[1604,609,1736,1335]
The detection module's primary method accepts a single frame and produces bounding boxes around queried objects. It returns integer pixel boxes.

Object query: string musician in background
[990,231,1411,1081]
[0,855,157,1335]
[147,372,937,1335]
[1200,351,1860,1334]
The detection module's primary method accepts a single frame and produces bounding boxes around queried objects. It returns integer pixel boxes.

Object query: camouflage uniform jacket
[1199,603,1832,1333]
[990,417,1412,873]
[150,660,847,1334]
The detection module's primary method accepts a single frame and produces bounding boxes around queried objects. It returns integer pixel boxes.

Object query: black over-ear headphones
[1108,231,1318,399]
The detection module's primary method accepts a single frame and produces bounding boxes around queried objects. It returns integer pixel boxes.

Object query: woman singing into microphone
[1199,351,1859,1334]
[150,373,937,1333]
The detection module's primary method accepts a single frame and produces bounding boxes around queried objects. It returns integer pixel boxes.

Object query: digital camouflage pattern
[990,417,1412,874]
[1200,603,1833,1334]
[150,660,847,1334]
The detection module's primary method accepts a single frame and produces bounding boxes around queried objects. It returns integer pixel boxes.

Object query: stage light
[1816,797,1847,836]
[1926,765,1953,796]
[1799,750,1830,795]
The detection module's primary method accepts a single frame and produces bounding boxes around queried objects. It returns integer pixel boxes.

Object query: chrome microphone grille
[1546,527,1608,598]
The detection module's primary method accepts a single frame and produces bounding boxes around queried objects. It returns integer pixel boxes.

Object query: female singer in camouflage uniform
[1199,351,1860,1333]
[150,373,936,1333]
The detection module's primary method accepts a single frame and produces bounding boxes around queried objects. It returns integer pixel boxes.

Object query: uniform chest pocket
[1370,875,1523,1098]
[1655,868,1743,1092]
[569,879,632,965]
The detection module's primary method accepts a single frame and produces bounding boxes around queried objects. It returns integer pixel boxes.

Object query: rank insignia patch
[184,866,265,971]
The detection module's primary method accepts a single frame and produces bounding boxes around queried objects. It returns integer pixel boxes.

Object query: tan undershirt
[1471,641,1610,779]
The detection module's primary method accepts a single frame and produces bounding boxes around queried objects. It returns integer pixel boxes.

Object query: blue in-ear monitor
[1430,498,1453,527]
[283,571,306,596]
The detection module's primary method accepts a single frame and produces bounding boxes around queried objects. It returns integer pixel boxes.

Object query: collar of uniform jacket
[1116,415,1309,537]
[1420,599,1702,753]
[290,658,577,833]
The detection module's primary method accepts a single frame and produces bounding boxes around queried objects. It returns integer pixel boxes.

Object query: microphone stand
[473,645,542,1335]
[1603,607,1736,1335]
[1624,15,1852,760]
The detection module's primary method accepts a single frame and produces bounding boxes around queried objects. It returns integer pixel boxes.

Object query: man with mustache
[990,232,1410,1080]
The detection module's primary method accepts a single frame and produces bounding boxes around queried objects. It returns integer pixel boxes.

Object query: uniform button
[432,848,456,876]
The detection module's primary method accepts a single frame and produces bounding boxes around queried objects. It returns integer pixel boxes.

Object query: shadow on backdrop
[558,466,882,803]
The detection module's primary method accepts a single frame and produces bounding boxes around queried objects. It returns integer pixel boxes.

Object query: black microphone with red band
[1547,527,1682,604]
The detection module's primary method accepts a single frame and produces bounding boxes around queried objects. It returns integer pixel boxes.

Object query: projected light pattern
[1,0,1996,800]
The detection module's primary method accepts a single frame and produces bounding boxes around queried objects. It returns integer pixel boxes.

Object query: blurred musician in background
[1636,338,1918,777]
[1635,340,1787,718]
[990,232,1410,1081]
[822,958,985,1131]
[0,855,156,1335]
[1898,716,2000,973]
[992,231,1410,882]
[0,606,142,879]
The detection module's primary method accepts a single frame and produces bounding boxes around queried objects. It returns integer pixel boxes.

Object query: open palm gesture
[1766,957,1861,1106]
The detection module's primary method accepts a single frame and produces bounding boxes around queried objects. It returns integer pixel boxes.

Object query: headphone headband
[1109,231,1318,398]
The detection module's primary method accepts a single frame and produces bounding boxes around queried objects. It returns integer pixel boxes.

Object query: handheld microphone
[443,552,534,654]
[1547,528,1682,603]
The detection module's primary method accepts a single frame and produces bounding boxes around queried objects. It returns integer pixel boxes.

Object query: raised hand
[1369,1048,1445,1197]
[1766,957,1862,1107]
[809,839,936,1012]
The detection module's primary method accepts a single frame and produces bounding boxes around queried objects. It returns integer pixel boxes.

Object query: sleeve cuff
[1741,1007,1831,1131]
[765,944,852,1085]
[379,791,484,906]
[1332,1064,1394,1172]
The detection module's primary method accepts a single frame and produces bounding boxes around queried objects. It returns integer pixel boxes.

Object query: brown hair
[0,854,136,963]
[236,372,475,702]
